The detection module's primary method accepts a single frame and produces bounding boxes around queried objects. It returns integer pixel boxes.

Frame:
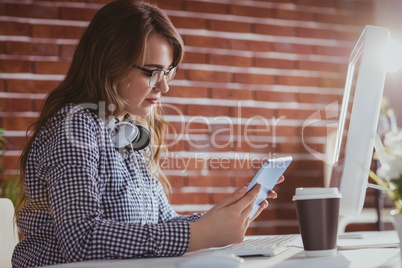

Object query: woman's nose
[154,76,169,93]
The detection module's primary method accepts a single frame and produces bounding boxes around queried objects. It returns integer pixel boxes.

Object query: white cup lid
[292,187,342,201]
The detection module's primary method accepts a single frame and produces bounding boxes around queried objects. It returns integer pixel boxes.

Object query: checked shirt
[12,104,203,267]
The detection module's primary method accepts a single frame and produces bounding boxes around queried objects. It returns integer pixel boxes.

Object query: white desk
[45,231,401,268]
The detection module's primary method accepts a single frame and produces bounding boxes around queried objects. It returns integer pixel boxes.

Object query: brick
[210,192,232,204]
[0,58,31,73]
[32,24,83,39]
[169,121,211,136]
[210,54,252,67]
[0,98,33,112]
[273,42,313,54]
[234,140,273,154]
[169,16,206,29]
[254,24,296,36]
[164,139,185,152]
[271,125,299,137]
[296,0,337,8]
[152,0,184,10]
[187,175,231,187]
[233,173,255,187]
[185,138,233,153]
[33,98,45,112]
[230,39,271,52]
[2,115,37,131]
[2,136,26,151]
[0,41,4,54]
[60,44,77,59]
[315,45,351,57]
[255,91,298,102]
[277,141,324,154]
[339,30,362,42]
[276,108,317,120]
[298,60,346,73]
[160,102,185,116]
[186,104,230,117]
[6,3,58,19]
[234,73,275,85]
[209,19,251,33]
[184,35,227,49]
[7,79,59,94]
[185,1,229,14]
[1,155,20,170]
[34,60,71,75]
[277,75,320,87]
[160,157,205,171]
[164,86,208,98]
[167,175,185,188]
[274,8,314,21]
[255,57,296,69]
[278,172,322,188]
[0,20,29,36]
[60,6,97,21]
[182,51,207,64]
[298,92,341,104]
[319,77,344,88]
[0,78,4,91]
[211,88,252,100]
[0,3,5,15]
[186,69,231,83]
[88,0,113,4]
[231,4,274,18]
[316,13,354,25]
[170,192,209,205]
[6,41,58,57]
[298,125,327,137]
[298,27,338,39]
[232,106,275,119]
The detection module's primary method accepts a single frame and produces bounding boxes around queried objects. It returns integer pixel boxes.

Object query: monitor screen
[329,25,390,217]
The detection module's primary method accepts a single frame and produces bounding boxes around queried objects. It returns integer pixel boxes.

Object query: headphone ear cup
[112,123,140,149]
[131,124,151,151]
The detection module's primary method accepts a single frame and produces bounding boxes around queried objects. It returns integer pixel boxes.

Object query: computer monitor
[329,25,391,217]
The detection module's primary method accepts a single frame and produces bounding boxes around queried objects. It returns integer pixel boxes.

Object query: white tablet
[247,156,292,219]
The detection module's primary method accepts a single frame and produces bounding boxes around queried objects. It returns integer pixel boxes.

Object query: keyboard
[213,235,298,257]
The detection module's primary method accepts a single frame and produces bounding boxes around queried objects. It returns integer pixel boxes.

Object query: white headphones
[106,120,151,150]
[106,118,154,225]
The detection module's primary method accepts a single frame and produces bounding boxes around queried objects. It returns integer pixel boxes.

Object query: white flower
[377,131,402,179]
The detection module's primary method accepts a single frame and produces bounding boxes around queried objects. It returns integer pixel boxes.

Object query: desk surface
[45,231,401,268]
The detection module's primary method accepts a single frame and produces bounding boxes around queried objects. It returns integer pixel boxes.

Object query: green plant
[0,113,20,206]
[0,178,20,206]
[369,129,402,214]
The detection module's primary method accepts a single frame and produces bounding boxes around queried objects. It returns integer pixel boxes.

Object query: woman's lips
[145,98,159,104]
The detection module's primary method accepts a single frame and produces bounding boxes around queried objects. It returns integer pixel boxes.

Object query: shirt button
[135,188,141,193]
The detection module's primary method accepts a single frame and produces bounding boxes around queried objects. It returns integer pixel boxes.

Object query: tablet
[246,156,292,219]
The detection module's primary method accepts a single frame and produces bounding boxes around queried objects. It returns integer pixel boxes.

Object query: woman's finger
[233,184,261,211]
[267,190,277,199]
[250,200,268,222]
[215,185,248,209]
[276,175,285,185]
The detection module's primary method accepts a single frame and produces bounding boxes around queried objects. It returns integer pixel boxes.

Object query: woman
[12,0,282,267]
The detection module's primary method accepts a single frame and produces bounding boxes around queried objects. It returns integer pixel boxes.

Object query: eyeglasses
[134,65,179,88]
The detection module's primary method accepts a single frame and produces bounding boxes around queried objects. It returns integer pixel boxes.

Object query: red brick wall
[0,0,374,234]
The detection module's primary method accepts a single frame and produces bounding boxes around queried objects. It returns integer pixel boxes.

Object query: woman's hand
[187,175,285,251]
[250,175,285,222]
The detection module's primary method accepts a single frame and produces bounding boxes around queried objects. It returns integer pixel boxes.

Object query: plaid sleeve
[43,110,191,261]
[156,182,204,224]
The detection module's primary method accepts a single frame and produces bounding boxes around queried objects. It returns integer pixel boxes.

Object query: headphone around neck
[106,120,151,150]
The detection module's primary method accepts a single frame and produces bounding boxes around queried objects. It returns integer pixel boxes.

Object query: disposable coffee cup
[292,187,342,257]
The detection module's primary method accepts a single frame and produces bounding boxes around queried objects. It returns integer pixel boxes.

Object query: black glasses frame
[134,65,178,87]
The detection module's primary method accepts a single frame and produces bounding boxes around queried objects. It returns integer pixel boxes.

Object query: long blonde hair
[17,0,183,214]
